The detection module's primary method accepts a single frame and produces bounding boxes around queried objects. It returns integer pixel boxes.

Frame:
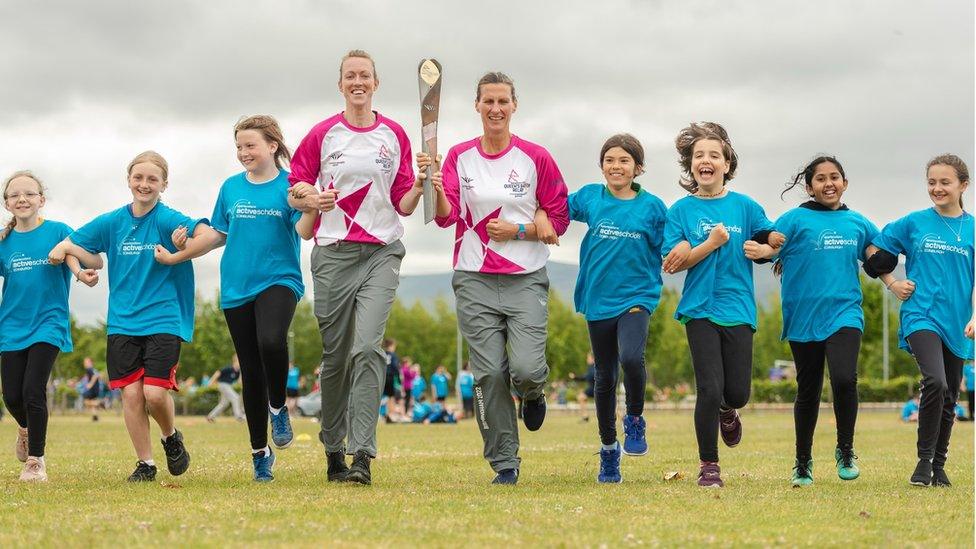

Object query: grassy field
[0,410,971,548]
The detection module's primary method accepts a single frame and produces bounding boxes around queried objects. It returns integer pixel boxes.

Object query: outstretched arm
[154,225,225,265]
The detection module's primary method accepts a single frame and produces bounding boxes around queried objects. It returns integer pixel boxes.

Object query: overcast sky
[1,1,972,325]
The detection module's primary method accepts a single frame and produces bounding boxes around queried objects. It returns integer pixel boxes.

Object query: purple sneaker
[719,407,742,448]
[698,461,724,487]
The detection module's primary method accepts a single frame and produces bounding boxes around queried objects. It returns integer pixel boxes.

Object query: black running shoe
[522,395,546,431]
[161,430,190,476]
[909,459,932,486]
[345,450,371,485]
[932,468,952,487]
[327,451,350,482]
[127,460,157,482]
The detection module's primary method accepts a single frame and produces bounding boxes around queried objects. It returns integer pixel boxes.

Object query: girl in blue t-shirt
[566,134,667,483]
[748,156,879,487]
[155,116,303,483]
[50,151,204,483]
[864,153,974,487]
[0,171,101,482]
[661,122,783,488]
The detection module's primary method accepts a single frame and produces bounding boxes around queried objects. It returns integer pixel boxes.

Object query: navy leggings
[587,307,650,445]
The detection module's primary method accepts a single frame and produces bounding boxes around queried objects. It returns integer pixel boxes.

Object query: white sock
[602,442,617,451]
[252,446,270,457]
[143,459,156,467]
[269,406,283,416]
[161,429,176,441]
[29,455,45,464]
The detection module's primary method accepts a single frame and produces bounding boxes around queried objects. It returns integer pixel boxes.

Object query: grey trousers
[452,268,550,473]
[312,240,404,457]
[208,382,243,420]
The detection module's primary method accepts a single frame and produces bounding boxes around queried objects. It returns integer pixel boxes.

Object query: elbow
[863,249,897,278]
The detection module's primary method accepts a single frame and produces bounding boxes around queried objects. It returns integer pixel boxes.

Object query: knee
[142,387,169,408]
[256,331,288,356]
[830,372,858,395]
[724,385,751,409]
[3,390,24,411]
[509,359,547,385]
[351,342,383,363]
[695,381,723,407]
[923,376,949,395]
[618,351,645,377]
[22,386,47,408]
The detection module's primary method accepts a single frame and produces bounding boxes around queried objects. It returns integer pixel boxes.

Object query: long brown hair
[234,115,292,169]
[927,154,970,210]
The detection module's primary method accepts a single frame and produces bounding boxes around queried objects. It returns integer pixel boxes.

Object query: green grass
[0,410,971,547]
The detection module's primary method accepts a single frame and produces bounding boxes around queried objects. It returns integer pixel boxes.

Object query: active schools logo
[6,252,50,273]
[694,217,742,239]
[231,199,284,221]
[504,169,530,197]
[815,229,858,251]
[595,219,642,241]
[375,145,394,173]
[118,237,156,256]
[916,233,970,258]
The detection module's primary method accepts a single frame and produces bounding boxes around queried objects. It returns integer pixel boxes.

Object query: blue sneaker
[269,410,294,449]
[252,448,275,482]
[622,415,648,456]
[598,442,622,483]
[491,468,519,485]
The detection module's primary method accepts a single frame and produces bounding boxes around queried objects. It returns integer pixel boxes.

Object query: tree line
[57,277,915,385]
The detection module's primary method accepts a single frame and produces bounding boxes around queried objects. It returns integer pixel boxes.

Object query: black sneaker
[345,450,371,485]
[492,468,519,485]
[522,395,546,431]
[161,430,190,476]
[327,451,350,482]
[932,468,952,487]
[127,460,157,482]
[909,459,932,486]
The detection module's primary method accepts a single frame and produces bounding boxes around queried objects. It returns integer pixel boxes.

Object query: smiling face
[3,175,44,223]
[602,146,641,191]
[338,56,377,110]
[476,83,516,134]
[807,161,848,209]
[127,162,166,206]
[691,139,730,188]
[927,164,969,211]
[235,129,278,174]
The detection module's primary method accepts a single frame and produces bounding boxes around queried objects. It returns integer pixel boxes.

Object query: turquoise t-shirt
[775,203,879,342]
[662,191,774,329]
[71,202,205,342]
[570,183,667,321]
[872,208,975,360]
[458,371,475,398]
[211,171,304,309]
[411,376,427,400]
[286,365,300,390]
[0,220,74,352]
[431,372,449,397]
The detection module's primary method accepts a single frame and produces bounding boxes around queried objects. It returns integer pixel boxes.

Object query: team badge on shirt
[504,169,530,197]
[376,145,394,174]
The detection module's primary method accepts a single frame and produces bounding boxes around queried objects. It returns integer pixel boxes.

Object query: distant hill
[396,260,907,308]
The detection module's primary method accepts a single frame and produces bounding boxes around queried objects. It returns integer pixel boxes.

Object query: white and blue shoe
[269,410,294,449]
[252,448,275,482]
[598,441,622,483]
[622,415,648,456]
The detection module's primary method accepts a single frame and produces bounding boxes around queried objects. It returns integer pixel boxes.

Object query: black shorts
[286,388,300,398]
[107,334,182,390]
[83,387,101,400]
[436,395,446,403]
[462,397,474,414]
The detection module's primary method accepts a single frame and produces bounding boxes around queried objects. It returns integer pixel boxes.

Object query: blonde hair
[1,170,45,241]
[126,150,168,181]
[234,115,292,169]
[339,49,377,80]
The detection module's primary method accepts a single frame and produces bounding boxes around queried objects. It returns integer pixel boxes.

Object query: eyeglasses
[4,192,42,201]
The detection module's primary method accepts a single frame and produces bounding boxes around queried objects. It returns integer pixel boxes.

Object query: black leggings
[789,328,861,461]
[224,286,298,450]
[906,331,963,465]
[1,343,59,456]
[587,307,650,445]
[685,319,753,462]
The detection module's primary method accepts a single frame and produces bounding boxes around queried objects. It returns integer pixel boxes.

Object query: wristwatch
[515,224,527,241]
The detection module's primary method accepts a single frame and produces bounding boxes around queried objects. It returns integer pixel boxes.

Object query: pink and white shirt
[436,135,569,274]
[289,112,414,246]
